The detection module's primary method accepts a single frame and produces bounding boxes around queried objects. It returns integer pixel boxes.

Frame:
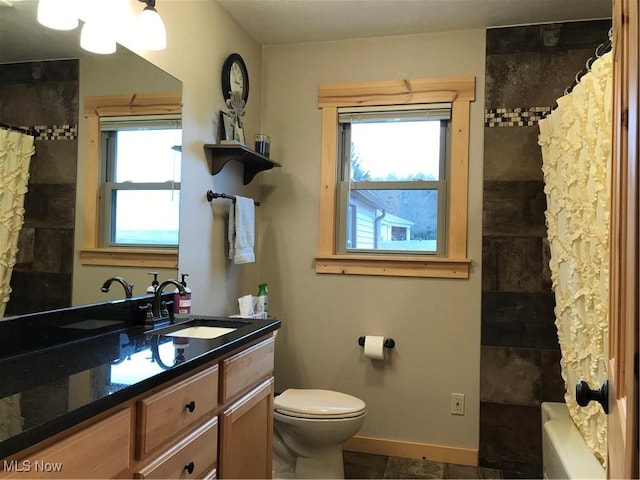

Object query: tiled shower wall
[0,60,78,314]
[480,20,611,477]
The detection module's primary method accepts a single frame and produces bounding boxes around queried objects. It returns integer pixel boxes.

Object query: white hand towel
[228,196,255,264]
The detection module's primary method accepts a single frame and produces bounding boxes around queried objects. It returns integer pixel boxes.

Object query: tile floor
[344,451,505,479]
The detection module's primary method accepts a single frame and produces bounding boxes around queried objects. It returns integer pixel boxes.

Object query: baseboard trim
[343,435,478,467]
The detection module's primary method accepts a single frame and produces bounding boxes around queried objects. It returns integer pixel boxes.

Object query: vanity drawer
[2,408,131,479]
[220,336,274,403]
[137,364,219,458]
[134,417,218,479]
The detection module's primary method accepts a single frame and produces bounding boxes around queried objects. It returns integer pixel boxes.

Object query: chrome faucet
[101,276,134,298]
[153,279,186,321]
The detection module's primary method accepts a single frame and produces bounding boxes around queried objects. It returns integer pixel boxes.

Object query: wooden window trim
[315,77,474,278]
[80,93,181,268]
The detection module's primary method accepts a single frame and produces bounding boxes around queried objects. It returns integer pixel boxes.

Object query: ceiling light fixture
[37,0,79,31]
[80,20,116,55]
[136,0,167,51]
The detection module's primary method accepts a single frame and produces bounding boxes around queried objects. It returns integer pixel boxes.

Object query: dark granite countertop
[0,298,280,459]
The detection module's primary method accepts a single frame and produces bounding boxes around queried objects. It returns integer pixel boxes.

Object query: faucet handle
[139,302,154,322]
[160,300,173,319]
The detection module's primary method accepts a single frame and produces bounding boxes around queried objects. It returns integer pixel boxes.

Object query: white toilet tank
[541,402,605,479]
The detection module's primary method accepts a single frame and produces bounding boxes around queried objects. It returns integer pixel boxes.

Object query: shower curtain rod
[0,122,38,137]
[548,28,612,114]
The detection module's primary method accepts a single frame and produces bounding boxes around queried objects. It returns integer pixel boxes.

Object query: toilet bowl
[272,389,366,479]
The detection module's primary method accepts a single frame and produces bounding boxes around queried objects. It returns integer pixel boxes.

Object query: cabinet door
[219,377,274,479]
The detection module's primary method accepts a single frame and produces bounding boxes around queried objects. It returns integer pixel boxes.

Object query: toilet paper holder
[358,336,395,349]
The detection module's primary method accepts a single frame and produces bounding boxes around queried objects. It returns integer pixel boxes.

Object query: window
[337,106,450,256]
[315,77,474,278]
[80,93,181,267]
[100,115,181,247]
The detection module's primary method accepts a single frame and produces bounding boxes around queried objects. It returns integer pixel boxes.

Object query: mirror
[0,1,182,315]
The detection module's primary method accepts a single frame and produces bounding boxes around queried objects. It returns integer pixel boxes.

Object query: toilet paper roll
[363,335,385,360]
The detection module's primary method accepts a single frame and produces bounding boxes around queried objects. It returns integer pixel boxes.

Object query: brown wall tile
[480,346,541,406]
[483,126,543,181]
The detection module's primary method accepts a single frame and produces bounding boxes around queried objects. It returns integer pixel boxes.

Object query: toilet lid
[274,389,366,419]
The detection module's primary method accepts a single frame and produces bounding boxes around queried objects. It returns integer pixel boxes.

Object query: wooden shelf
[203,144,281,185]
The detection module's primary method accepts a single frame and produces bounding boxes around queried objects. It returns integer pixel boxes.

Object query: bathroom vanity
[0,297,280,479]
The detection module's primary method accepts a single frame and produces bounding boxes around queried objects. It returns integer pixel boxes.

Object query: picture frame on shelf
[233,120,246,145]
[220,111,235,142]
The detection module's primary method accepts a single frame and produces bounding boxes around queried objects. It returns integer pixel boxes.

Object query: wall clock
[221,53,249,104]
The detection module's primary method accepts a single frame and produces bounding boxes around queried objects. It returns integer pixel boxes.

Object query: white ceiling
[216,0,612,45]
[0,0,612,64]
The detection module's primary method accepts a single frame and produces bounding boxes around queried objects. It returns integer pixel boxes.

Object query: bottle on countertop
[254,283,268,317]
[146,272,159,295]
[174,273,192,316]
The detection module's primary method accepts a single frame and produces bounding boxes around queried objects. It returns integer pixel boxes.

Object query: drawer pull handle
[185,400,196,413]
[185,461,195,475]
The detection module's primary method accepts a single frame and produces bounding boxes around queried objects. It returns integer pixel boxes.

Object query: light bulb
[37,0,79,31]
[136,6,167,51]
[80,20,116,54]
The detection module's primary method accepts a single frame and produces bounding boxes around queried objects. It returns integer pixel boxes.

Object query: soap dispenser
[146,272,159,295]
[174,273,192,316]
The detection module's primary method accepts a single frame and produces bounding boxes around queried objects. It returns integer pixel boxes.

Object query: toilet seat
[274,389,366,419]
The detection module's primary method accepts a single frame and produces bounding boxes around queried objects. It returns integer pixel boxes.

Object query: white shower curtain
[0,127,33,440]
[0,128,34,316]
[538,51,612,465]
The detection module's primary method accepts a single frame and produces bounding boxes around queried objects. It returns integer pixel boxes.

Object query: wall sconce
[136,0,167,51]
[37,0,79,30]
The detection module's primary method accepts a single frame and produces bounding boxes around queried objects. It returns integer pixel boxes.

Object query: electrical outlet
[451,393,465,415]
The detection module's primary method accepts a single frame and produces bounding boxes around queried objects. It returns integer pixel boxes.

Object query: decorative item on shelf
[221,53,249,145]
[254,134,270,158]
[221,53,249,104]
[226,91,246,145]
[219,111,235,142]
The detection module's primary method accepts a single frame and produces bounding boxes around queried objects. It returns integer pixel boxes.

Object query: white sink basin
[165,326,236,339]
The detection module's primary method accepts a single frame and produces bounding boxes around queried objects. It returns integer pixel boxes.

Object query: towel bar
[206,190,260,206]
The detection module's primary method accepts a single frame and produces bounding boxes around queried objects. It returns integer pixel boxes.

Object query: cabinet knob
[185,400,196,413]
[184,461,195,475]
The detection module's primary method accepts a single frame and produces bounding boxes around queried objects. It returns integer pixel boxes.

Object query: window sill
[314,254,470,278]
[79,248,178,268]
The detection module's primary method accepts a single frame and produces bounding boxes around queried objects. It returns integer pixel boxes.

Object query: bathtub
[541,402,605,479]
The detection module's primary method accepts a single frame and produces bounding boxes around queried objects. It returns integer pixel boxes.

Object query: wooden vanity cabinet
[0,333,276,480]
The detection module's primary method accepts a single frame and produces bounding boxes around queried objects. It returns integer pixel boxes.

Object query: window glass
[350,120,441,181]
[113,190,180,245]
[114,129,181,183]
[345,188,439,253]
[338,110,449,256]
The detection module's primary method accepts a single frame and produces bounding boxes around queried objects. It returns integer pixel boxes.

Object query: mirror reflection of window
[100,115,181,247]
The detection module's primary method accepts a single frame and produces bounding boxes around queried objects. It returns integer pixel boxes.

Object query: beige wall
[259,30,486,449]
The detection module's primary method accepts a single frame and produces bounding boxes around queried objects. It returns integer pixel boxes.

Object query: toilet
[272,389,367,479]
